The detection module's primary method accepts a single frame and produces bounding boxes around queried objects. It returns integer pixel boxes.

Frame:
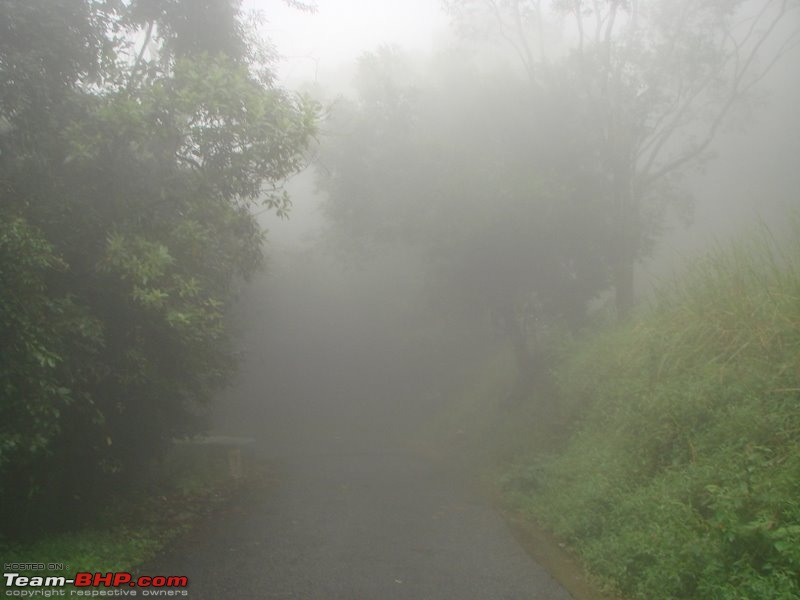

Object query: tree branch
[641,0,797,187]
[573,0,585,56]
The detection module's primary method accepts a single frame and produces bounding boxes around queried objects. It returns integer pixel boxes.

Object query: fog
[215,0,800,447]
[215,172,482,450]
[244,0,447,85]
[3,1,799,596]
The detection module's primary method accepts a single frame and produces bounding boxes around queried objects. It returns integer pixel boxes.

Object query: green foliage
[0,0,316,536]
[422,339,568,477]
[0,441,236,588]
[0,217,102,471]
[503,227,800,598]
[423,343,518,459]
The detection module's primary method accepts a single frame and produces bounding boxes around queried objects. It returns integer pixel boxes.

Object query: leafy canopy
[0,0,317,535]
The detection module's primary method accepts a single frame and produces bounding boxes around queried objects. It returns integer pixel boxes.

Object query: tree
[0,0,317,534]
[317,47,612,387]
[443,0,800,316]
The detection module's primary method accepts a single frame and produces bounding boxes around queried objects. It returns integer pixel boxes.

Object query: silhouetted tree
[318,47,611,384]
[443,0,800,316]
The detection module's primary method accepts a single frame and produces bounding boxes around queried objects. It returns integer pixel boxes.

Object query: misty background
[215,0,800,444]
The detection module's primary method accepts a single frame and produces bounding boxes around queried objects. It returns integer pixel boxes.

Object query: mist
[219,0,800,441]
[2,1,799,598]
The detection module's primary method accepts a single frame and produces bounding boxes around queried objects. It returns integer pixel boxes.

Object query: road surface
[148,255,575,599]
[151,426,573,599]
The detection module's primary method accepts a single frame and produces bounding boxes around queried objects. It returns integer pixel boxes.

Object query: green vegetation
[499,228,800,599]
[422,341,566,475]
[3,2,797,593]
[0,0,316,538]
[0,441,241,588]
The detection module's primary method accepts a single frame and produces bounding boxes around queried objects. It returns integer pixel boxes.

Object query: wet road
[151,427,573,599]
[149,251,574,598]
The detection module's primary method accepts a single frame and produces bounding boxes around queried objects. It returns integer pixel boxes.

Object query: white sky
[244,0,448,85]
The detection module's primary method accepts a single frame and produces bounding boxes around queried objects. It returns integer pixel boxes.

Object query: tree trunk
[614,250,635,319]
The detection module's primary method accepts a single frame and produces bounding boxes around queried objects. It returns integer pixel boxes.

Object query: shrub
[504,225,800,599]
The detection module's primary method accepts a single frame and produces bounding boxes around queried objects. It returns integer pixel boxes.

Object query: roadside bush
[504,226,800,599]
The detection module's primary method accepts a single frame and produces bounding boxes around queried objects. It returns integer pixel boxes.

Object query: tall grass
[503,225,800,599]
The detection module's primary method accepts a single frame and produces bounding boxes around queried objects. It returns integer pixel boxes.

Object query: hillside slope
[504,228,800,599]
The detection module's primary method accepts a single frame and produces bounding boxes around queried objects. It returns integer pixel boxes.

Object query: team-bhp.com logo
[3,572,188,596]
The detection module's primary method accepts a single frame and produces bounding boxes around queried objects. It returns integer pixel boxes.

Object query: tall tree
[444,0,800,316]
[318,48,611,385]
[0,0,317,533]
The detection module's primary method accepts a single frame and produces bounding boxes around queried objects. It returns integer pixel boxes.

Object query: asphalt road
[150,416,573,599]
[149,256,575,598]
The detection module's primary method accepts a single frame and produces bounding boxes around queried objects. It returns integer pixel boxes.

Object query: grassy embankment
[434,227,800,599]
[0,442,250,587]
